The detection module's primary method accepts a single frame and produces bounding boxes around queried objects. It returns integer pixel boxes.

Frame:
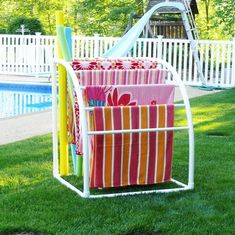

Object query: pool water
[0,82,52,119]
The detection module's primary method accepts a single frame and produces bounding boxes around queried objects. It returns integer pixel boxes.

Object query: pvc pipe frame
[52,58,195,198]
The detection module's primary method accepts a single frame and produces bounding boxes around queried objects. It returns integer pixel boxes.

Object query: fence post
[94,34,99,58]
[35,32,41,78]
[157,35,163,59]
[232,38,235,87]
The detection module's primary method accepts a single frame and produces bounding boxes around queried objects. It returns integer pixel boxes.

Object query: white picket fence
[0,33,234,87]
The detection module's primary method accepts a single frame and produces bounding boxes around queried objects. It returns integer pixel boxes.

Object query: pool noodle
[56,26,75,104]
[65,26,83,177]
[56,11,69,176]
[56,19,83,177]
[65,27,73,58]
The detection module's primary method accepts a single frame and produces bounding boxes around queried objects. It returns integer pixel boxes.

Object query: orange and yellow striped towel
[90,104,174,188]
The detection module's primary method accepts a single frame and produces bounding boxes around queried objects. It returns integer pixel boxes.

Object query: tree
[196,0,234,39]
[196,0,213,39]
[0,0,65,35]
[36,0,65,34]
[204,0,210,34]
[68,0,137,37]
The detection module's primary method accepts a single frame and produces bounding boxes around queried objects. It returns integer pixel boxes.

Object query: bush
[7,16,44,35]
[0,28,6,34]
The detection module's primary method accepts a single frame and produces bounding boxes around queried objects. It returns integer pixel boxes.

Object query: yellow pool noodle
[56,11,69,176]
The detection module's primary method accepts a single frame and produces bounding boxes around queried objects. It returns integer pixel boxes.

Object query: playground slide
[103,2,185,58]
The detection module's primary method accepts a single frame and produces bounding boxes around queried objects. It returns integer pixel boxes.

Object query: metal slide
[104,1,206,86]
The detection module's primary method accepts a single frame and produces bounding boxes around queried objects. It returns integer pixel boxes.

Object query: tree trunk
[205,0,210,38]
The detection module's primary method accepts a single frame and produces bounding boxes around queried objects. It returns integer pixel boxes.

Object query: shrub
[7,16,44,35]
[0,28,6,34]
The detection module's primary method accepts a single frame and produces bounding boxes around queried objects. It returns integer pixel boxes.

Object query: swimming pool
[0,82,52,119]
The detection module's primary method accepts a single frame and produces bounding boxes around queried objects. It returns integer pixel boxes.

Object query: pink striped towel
[78,69,167,86]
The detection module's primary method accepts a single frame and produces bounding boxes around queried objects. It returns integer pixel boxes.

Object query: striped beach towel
[90,104,175,188]
[78,69,167,86]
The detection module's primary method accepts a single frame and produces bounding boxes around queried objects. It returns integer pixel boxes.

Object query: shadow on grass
[0,228,52,235]
[121,228,161,235]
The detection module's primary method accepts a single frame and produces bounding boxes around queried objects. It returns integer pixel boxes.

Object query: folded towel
[85,84,175,107]
[72,58,158,71]
[78,69,167,86]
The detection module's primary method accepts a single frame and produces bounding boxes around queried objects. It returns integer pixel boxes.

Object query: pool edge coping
[0,80,52,86]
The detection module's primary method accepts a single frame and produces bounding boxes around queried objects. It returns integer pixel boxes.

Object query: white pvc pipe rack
[52,57,195,198]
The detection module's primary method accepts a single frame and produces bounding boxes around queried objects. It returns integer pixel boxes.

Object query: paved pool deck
[0,75,222,145]
[0,74,51,83]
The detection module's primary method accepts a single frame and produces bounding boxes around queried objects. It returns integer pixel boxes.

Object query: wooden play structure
[126,0,199,39]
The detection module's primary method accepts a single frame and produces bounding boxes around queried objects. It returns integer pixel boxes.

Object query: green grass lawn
[0,89,235,235]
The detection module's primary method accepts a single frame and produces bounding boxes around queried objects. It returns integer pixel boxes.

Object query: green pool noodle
[56,26,74,104]
[77,155,83,177]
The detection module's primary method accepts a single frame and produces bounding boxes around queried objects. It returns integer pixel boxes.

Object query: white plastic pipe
[53,58,90,198]
[88,126,189,135]
[52,62,59,177]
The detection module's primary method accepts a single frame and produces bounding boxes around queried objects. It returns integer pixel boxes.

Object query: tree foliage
[0,0,233,39]
[0,0,145,36]
[0,0,64,34]
[196,0,234,39]
[214,0,235,38]
[64,0,145,36]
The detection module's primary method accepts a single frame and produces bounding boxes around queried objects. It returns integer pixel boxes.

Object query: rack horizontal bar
[88,126,189,135]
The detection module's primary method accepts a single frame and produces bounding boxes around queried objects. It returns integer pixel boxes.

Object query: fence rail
[0,34,234,87]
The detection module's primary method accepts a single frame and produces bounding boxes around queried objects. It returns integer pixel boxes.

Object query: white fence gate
[0,34,234,87]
